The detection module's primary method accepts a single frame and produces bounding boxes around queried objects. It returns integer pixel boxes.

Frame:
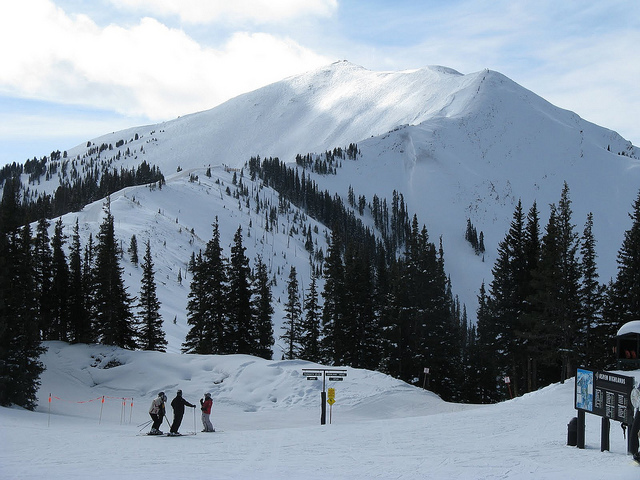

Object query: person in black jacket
[169,389,195,435]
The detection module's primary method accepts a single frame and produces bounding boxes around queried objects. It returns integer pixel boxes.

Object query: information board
[575,368,634,424]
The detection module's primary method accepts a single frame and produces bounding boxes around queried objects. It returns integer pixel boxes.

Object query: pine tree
[526,183,581,385]
[0,218,46,409]
[68,219,92,344]
[183,218,229,354]
[33,216,53,339]
[83,233,98,339]
[300,272,322,362]
[228,226,254,354]
[485,200,528,396]
[51,218,70,341]
[183,252,208,354]
[252,256,274,359]
[138,240,166,351]
[321,228,345,364]
[576,213,606,367]
[474,281,501,403]
[281,266,303,359]
[94,198,137,349]
[128,234,139,266]
[606,189,640,329]
[342,242,379,369]
[379,258,404,378]
[423,234,457,400]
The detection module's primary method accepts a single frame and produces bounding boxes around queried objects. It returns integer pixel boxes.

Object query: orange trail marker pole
[99,396,105,424]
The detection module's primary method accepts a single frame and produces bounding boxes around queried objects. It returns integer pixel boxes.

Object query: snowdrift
[2,342,640,479]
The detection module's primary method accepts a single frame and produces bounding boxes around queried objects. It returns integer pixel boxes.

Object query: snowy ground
[1,342,639,479]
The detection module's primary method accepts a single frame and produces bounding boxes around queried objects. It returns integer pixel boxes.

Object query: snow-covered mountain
[7,60,640,353]
[3,62,640,477]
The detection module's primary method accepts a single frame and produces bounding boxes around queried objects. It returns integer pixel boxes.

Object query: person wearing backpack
[148,391,167,435]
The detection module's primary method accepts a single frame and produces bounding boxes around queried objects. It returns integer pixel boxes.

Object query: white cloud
[108,0,338,24]
[0,0,331,120]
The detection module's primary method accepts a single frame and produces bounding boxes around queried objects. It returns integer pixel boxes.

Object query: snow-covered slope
[60,61,486,174]
[6,60,640,344]
[304,69,640,312]
[1,342,638,479]
[56,165,330,354]
[59,61,636,176]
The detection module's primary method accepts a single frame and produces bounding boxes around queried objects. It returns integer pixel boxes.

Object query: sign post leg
[629,409,640,454]
[601,417,610,452]
[577,410,585,449]
[321,390,326,425]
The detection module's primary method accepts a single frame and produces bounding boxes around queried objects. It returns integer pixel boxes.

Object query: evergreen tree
[423,234,458,400]
[50,218,70,341]
[183,252,208,354]
[606,189,640,329]
[300,272,322,362]
[68,219,92,343]
[138,240,166,351]
[383,218,454,394]
[128,234,139,266]
[485,200,528,396]
[379,259,403,377]
[252,256,274,359]
[281,266,302,359]
[0,181,15,405]
[83,233,97,339]
[94,198,137,349]
[577,213,606,367]
[228,226,254,354]
[474,281,501,403]
[321,229,345,364]
[183,219,229,354]
[526,183,581,385]
[342,242,379,369]
[0,219,46,409]
[33,216,53,339]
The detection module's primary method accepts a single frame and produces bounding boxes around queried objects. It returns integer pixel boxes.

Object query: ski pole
[138,420,153,433]
[137,419,153,428]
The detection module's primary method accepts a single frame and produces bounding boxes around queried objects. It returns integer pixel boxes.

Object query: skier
[200,392,215,432]
[169,389,196,435]
[148,391,167,435]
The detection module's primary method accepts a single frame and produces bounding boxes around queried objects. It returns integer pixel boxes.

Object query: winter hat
[177,389,182,396]
[205,392,211,398]
[158,391,165,397]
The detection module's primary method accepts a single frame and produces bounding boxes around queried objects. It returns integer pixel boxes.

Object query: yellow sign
[327,388,335,399]
[327,397,335,405]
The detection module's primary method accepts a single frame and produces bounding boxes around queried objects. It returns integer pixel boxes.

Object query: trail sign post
[504,376,512,399]
[422,367,430,389]
[327,388,336,423]
[302,368,347,425]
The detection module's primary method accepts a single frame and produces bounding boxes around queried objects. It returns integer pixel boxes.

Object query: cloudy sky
[1,0,638,164]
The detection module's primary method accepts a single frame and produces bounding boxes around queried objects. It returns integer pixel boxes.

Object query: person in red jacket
[200,392,214,432]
